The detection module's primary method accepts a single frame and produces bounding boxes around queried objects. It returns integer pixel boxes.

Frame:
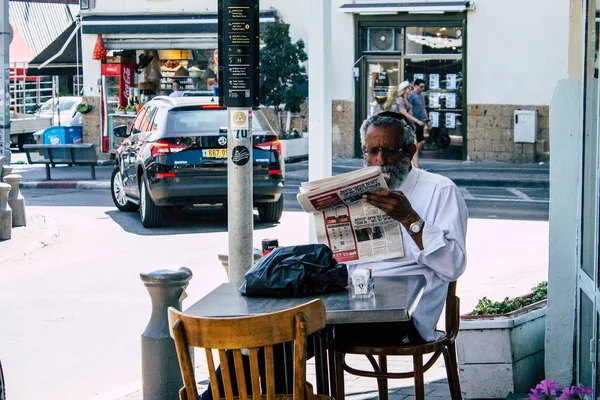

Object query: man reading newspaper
[333,111,468,345]
[201,112,467,399]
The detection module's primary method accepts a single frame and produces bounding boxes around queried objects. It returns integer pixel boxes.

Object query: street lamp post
[0,0,10,163]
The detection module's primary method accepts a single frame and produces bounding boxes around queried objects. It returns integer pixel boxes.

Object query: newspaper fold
[297,166,404,264]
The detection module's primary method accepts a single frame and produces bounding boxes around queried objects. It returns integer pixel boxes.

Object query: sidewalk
[0,213,59,265]
[10,155,549,190]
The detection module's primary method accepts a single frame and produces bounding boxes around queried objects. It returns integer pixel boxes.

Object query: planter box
[280,137,308,162]
[457,299,547,399]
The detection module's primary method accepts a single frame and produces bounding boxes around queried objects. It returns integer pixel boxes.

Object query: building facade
[79,0,569,162]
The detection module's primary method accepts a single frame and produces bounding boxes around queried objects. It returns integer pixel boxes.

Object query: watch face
[410,224,420,233]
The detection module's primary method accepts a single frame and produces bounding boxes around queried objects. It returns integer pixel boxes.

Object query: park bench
[22,144,98,180]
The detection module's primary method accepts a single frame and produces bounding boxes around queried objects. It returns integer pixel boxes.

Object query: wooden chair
[332,281,461,400]
[168,300,333,400]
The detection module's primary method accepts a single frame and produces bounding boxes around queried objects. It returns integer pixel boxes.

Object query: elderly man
[335,111,468,345]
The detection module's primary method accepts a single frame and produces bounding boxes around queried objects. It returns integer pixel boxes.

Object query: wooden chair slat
[248,348,262,400]
[205,349,221,400]
[293,314,307,400]
[264,346,275,400]
[219,349,235,400]
[171,319,199,400]
[232,349,248,400]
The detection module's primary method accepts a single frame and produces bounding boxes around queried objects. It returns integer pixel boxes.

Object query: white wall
[82,33,102,97]
[467,0,569,105]
[84,0,215,14]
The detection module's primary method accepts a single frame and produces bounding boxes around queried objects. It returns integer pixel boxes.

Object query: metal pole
[0,0,10,162]
[227,107,253,286]
[308,0,332,242]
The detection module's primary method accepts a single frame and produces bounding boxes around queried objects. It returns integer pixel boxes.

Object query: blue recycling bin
[34,126,83,145]
[33,126,83,161]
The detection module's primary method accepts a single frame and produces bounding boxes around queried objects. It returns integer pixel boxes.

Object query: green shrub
[471,281,547,316]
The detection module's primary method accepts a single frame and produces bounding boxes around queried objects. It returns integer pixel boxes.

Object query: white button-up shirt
[349,167,468,341]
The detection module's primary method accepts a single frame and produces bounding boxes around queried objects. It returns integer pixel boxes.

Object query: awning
[27,21,82,76]
[338,1,474,14]
[81,11,277,35]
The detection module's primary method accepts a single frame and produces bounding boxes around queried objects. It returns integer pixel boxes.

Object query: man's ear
[407,143,417,159]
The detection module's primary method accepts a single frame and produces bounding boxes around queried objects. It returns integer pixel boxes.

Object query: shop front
[80,12,276,156]
[349,11,468,159]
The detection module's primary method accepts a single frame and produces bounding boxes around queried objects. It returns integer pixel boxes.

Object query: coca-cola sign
[121,65,133,106]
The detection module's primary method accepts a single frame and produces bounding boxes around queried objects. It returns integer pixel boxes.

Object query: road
[0,172,549,400]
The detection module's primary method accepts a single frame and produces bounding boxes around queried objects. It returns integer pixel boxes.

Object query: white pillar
[0,0,10,163]
[307,0,332,243]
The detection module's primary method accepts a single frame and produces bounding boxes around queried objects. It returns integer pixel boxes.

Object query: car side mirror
[113,125,129,138]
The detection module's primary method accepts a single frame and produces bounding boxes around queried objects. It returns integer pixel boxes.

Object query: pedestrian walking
[396,81,424,167]
[408,79,431,168]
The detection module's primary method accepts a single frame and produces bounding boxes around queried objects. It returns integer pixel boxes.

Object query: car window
[69,112,83,126]
[140,107,156,132]
[164,109,266,136]
[152,108,167,132]
[131,108,148,134]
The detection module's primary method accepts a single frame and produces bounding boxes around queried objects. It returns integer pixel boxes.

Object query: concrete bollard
[3,174,26,227]
[0,166,12,181]
[0,156,7,172]
[140,267,193,400]
[0,183,12,241]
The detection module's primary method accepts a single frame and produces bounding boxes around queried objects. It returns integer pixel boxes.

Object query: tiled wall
[332,100,355,158]
[467,104,550,163]
[81,96,106,159]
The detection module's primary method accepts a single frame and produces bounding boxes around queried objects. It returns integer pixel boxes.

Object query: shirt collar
[398,167,419,195]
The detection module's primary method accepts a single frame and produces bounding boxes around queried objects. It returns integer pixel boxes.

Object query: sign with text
[218,0,260,108]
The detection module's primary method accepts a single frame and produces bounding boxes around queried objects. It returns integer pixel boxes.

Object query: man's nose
[371,151,385,166]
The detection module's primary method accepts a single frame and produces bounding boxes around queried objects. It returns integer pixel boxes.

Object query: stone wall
[467,104,550,163]
[332,100,355,158]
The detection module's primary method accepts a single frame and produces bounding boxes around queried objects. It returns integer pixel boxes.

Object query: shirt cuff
[414,223,447,263]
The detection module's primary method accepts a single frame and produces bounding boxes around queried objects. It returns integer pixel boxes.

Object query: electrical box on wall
[513,110,538,143]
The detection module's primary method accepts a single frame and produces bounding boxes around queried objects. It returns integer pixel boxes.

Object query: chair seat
[333,331,451,356]
[212,395,333,400]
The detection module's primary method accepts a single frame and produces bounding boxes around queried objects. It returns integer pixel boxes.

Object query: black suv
[110,96,285,228]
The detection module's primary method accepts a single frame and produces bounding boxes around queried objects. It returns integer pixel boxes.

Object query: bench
[22,144,98,180]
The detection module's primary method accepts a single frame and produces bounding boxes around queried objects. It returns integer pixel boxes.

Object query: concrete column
[140,267,193,400]
[3,174,25,227]
[0,166,12,181]
[307,0,332,243]
[0,182,10,240]
[0,155,7,171]
[545,77,581,385]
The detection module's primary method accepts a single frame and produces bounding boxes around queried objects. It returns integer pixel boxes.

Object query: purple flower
[536,379,561,396]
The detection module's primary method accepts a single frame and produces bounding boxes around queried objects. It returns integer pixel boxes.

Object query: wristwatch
[407,218,425,236]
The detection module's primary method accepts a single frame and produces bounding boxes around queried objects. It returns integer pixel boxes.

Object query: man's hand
[363,189,424,249]
[362,189,417,223]
[416,120,425,127]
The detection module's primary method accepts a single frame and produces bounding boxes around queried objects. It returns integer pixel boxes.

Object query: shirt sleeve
[397,97,408,112]
[410,184,468,281]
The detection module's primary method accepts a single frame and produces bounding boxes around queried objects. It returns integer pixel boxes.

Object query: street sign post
[218,0,260,286]
[0,0,10,163]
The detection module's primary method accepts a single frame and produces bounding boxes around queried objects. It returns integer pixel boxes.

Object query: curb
[0,214,59,265]
[20,180,110,190]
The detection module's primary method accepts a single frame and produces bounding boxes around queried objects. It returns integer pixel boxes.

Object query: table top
[185,275,426,324]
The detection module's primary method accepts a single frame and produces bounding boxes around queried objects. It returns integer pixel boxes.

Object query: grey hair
[359,115,415,149]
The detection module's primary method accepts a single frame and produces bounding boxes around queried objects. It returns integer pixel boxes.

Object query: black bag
[239,244,348,298]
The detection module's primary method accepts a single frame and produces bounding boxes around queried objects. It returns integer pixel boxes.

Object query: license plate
[202,148,228,158]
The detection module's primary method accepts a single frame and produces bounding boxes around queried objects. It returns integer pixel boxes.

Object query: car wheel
[0,360,5,400]
[139,177,164,228]
[111,168,138,212]
[258,196,283,223]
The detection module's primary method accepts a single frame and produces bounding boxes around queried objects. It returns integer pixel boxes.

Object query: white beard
[366,159,412,190]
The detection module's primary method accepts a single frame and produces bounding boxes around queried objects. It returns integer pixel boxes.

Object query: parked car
[110,96,285,228]
[37,96,82,126]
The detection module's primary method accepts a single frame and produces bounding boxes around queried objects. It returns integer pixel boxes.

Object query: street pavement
[0,154,549,400]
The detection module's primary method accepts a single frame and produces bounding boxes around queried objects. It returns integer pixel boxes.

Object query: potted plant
[529,379,593,400]
[458,282,548,399]
[125,105,137,115]
[279,128,308,162]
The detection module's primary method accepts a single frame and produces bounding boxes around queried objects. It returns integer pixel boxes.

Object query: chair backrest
[444,281,460,341]
[168,299,326,400]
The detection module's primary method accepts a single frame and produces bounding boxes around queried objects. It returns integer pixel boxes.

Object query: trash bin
[34,126,83,145]
[34,126,83,161]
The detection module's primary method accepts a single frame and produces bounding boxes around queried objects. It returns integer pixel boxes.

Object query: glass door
[578,0,600,392]
[364,58,403,119]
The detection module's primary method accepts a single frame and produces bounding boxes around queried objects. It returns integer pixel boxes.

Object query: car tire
[258,196,283,223]
[0,360,5,400]
[139,177,164,228]
[111,168,138,212]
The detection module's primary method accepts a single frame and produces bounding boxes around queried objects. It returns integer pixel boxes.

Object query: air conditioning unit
[367,28,395,52]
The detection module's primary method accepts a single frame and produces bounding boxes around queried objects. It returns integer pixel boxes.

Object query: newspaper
[297,166,404,264]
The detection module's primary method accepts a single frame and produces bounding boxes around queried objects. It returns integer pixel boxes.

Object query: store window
[360,23,464,157]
